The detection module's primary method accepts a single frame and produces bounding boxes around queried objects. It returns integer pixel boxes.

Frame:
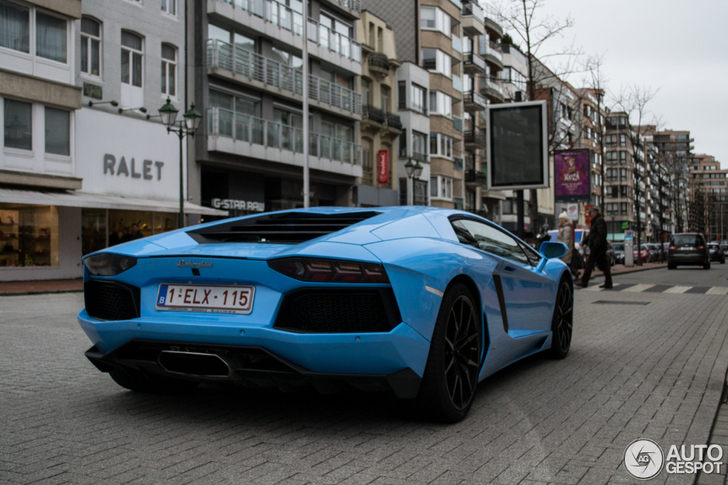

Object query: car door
[453,218,553,334]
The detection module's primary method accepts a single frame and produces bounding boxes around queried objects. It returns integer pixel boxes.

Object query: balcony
[308,76,362,118]
[361,105,402,136]
[412,151,428,163]
[483,4,504,38]
[367,52,390,77]
[451,36,463,54]
[464,129,486,149]
[463,52,486,75]
[453,116,463,132]
[463,90,487,112]
[307,17,361,70]
[207,107,362,176]
[461,2,485,36]
[465,169,488,186]
[482,41,503,69]
[480,77,505,102]
[207,40,361,118]
[210,0,304,45]
[319,0,360,19]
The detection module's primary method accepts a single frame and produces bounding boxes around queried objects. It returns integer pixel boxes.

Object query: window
[411,83,426,113]
[36,11,66,63]
[421,48,451,77]
[208,24,230,43]
[45,107,69,156]
[380,85,390,112]
[363,78,371,106]
[161,43,177,97]
[121,31,143,87]
[412,131,427,158]
[4,98,32,150]
[429,91,452,117]
[81,17,101,76]
[420,6,450,36]
[452,218,531,265]
[0,0,29,53]
[619,134,627,147]
[161,0,176,15]
[430,176,453,199]
[0,204,59,267]
[429,133,452,158]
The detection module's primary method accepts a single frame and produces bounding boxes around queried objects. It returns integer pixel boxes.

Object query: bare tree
[612,85,659,265]
[495,0,582,236]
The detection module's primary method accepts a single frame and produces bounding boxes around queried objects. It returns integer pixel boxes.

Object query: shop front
[0,109,225,281]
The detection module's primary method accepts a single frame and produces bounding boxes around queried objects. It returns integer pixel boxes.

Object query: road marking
[623,284,654,292]
[664,286,691,294]
[707,287,728,295]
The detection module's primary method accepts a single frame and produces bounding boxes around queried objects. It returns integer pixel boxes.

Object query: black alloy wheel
[548,280,573,359]
[416,283,481,422]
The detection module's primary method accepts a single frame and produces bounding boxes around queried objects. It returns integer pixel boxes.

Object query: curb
[0,289,83,297]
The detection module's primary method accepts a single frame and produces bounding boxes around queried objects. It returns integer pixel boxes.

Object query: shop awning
[0,188,228,216]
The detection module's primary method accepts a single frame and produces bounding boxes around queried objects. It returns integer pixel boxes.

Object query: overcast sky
[522,0,728,166]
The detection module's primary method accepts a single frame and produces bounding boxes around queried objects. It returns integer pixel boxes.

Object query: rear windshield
[612,243,624,250]
[672,235,703,246]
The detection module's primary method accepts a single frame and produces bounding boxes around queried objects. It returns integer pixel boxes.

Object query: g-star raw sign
[378,150,389,184]
[211,198,265,212]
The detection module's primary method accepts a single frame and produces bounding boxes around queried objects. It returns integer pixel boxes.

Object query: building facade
[191,0,364,219]
[689,154,727,241]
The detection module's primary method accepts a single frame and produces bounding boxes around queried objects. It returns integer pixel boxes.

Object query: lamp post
[159,97,201,228]
[404,160,423,205]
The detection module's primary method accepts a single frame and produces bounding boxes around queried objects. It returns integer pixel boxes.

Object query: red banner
[378,150,389,184]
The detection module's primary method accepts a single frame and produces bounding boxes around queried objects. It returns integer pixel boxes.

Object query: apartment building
[361,0,504,215]
[193,0,364,216]
[603,112,642,241]
[355,10,402,206]
[689,154,727,240]
[570,88,604,228]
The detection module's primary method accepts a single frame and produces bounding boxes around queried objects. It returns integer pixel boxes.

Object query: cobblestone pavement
[2,266,728,485]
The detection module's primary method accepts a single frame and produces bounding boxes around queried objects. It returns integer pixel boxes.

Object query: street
[2,266,728,485]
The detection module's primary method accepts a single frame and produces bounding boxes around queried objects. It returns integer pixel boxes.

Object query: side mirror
[539,241,568,259]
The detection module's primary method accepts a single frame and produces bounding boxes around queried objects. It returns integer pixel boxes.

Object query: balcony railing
[362,105,402,131]
[412,151,428,163]
[485,41,502,62]
[463,52,486,74]
[308,75,362,115]
[452,75,463,93]
[218,0,305,36]
[453,116,463,132]
[207,39,303,93]
[463,90,487,111]
[451,36,462,54]
[462,2,484,23]
[368,52,390,72]
[208,108,361,165]
[325,0,360,13]
[465,169,488,185]
[307,18,361,63]
[387,112,402,130]
[464,129,486,148]
[207,40,361,116]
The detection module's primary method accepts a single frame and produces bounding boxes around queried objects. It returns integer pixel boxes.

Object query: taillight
[696,245,705,250]
[669,245,678,250]
[268,258,389,283]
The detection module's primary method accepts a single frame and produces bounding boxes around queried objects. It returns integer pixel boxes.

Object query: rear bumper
[85,340,422,398]
[78,310,431,397]
[668,253,707,265]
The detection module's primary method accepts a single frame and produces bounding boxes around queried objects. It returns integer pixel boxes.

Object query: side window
[452,218,531,266]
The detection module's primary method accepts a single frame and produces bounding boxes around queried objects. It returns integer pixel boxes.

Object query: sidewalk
[0,262,666,296]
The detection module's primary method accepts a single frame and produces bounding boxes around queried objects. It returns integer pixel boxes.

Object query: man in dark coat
[579,206,613,289]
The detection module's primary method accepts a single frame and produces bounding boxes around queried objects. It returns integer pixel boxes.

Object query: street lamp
[159,97,201,228]
[404,160,424,205]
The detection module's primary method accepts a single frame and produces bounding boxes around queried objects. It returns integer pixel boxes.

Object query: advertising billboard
[486,100,548,191]
[554,149,591,202]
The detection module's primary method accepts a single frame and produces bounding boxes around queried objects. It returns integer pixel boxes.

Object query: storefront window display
[0,204,59,268]
[82,209,179,256]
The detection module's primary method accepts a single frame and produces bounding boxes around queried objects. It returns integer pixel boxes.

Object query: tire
[548,280,573,359]
[721,257,725,264]
[109,366,198,394]
[415,283,481,422]
[667,263,676,270]
[704,261,711,270]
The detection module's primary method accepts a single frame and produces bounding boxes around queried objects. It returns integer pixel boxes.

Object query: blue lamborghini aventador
[78,207,573,422]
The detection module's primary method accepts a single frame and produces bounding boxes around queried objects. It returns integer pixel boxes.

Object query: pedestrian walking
[579,206,613,289]
[556,211,576,277]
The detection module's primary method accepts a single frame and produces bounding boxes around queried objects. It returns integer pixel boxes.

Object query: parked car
[612,242,626,264]
[708,243,726,264]
[668,233,710,269]
[644,243,663,262]
[78,207,575,422]
[633,244,650,264]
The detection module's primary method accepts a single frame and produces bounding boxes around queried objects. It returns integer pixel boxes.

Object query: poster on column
[554,149,591,202]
